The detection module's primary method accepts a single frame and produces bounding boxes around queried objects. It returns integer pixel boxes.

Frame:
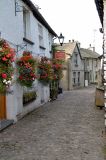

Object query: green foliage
[23,91,37,104]
[50,88,58,100]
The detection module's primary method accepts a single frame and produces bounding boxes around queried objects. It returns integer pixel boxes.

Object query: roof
[80,48,100,59]
[22,0,57,37]
[54,42,77,55]
[95,0,103,25]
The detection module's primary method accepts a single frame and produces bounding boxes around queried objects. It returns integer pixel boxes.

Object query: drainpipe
[84,59,85,87]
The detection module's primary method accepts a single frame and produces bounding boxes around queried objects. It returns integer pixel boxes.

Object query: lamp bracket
[16,43,27,53]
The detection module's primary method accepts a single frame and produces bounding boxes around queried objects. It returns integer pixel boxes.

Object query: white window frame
[38,24,44,47]
[23,8,31,39]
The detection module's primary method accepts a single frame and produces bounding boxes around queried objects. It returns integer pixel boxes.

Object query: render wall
[71,46,84,88]
[0,0,54,121]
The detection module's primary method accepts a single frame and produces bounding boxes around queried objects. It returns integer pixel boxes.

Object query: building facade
[54,41,84,90]
[0,0,57,125]
[80,48,101,85]
[54,40,101,91]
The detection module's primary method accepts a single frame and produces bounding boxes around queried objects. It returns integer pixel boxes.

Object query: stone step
[0,119,14,132]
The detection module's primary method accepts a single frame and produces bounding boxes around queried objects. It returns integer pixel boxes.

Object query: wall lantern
[58,33,64,46]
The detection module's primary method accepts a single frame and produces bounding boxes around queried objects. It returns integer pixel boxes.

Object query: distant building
[54,41,84,90]
[54,40,102,90]
[80,48,101,85]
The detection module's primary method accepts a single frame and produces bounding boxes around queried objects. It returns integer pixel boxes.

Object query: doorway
[0,95,6,120]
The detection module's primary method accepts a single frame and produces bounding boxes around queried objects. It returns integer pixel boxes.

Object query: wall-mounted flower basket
[16,51,37,87]
[23,91,37,105]
[38,57,53,85]
[0,39,15,94]
[52,59,64,80]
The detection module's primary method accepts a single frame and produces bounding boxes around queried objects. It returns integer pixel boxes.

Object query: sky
[31,0,103,54]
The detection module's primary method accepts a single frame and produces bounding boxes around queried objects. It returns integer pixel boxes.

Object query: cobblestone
[0,86,105,160]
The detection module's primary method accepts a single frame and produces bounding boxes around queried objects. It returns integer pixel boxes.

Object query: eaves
[95,0,103,25]
[22,0,57,37]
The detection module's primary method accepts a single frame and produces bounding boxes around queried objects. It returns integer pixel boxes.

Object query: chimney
[93,47,95,52]
[89,44,92,47]
[77,42,80,48]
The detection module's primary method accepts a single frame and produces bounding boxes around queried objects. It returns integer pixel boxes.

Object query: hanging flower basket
[0,39,15,93]
[38,57,53,85]
[52,59,64,80]
[16,51,37,87]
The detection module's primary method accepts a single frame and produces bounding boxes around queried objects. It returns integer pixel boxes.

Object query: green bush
[50,88,58,100]
[23,91,37,105]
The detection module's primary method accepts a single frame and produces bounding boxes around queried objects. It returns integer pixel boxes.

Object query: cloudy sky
[31,0,103,54]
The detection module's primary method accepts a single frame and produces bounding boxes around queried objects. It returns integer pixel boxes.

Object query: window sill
[23,38,34,45]
[39,45,46,50]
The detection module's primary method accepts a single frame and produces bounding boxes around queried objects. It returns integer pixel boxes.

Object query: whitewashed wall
[0,0,54,121]
[71,45,84,88]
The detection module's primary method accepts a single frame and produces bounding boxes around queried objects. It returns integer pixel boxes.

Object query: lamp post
[58,33,64,46]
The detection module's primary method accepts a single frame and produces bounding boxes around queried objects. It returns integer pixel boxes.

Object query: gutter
[95,0,103,25]
[22,0,57,37]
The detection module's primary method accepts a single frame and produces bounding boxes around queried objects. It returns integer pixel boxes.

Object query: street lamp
[58,33,64,46]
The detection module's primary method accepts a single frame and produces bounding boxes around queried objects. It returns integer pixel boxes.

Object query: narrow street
[0,86,105,160]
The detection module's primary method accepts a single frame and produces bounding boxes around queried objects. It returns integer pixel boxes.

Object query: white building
[0,0,57,128]
[80,47,101,85]
[54,41,84,90]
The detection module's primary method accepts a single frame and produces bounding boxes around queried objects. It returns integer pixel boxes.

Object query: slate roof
[80,48,100,59]
[54,42,77,55]
[22,0,57,36]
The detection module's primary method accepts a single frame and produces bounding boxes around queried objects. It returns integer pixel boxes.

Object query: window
[78,72,80,84]
[90,72,92,81]
[95,59,98,67]
[23,8,30,39]
[87,59,89,66]
[48,33,51,52]
[73,72,76,84]
[95,71,98,80]
[74,54,78,66]
[38,24,44,47]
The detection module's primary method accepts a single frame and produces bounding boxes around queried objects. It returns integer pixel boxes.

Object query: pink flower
[2,57,7,61]
[1,73,7,79]
[6,53,12,58]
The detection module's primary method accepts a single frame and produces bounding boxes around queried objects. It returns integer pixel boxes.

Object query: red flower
[2,57,7,61]
[6,53,12,58]
[1,73,7,79]
[19,75,23,80]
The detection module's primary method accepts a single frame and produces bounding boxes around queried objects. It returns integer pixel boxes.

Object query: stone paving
[0,86,106,160]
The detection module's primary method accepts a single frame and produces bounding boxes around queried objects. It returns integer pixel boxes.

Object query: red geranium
[1,73,7,79]
[0,39,15,93]
[16,51,37,87]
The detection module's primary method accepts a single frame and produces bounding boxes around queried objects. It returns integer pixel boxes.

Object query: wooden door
[0,95,6,119]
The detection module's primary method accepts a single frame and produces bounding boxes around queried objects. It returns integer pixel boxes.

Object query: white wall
[71,45,84,87]
[0,0,55,121]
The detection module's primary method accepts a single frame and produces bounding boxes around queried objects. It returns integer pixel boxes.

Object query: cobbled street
[0,86,106,160]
